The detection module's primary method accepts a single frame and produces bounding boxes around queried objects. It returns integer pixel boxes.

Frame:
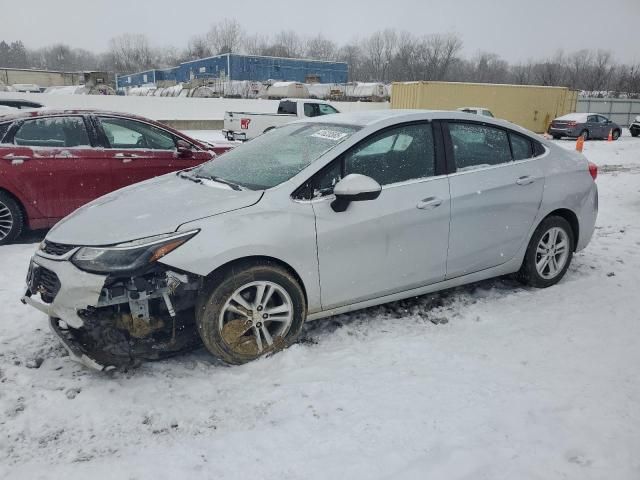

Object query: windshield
[193,123,359,189]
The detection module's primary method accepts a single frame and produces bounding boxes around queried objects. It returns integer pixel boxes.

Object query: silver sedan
[22,110,599,369]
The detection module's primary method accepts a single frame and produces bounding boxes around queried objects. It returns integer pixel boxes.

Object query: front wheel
[579,129,589,141]
[196,261,306,365]
[517,216,574,288]
[611,129,620,141]
[0,192,24,245]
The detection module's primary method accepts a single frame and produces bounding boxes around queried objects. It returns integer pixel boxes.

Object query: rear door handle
[516,176,535,186]
[114,153,140,159]
[417,197,443,210]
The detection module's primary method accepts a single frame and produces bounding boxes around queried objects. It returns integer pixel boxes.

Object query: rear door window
[13,116,90,147]
[98,117,176,150]
[448,122,511,171]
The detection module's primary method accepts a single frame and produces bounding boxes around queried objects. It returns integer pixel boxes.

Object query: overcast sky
[1,0,638,64]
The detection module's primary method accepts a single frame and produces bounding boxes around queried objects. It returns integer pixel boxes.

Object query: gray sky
[1,0,638,63]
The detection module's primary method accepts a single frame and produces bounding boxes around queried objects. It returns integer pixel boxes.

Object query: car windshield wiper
[177,171,203,184]
[194,174,242,191]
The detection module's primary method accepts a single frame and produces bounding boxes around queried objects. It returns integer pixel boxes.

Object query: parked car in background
[223,98,340,141]
[0,99,44,110]
[22,110,598,370]
[629,115,640,137]
[11,84,42,93]
[0,109,233,244]
[457,107,495,117]
[548,113,621,140]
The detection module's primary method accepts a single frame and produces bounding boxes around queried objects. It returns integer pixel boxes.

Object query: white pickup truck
[222,98,340,141]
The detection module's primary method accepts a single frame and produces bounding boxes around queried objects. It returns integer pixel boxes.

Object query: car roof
[298,109,521,130]
[0,108,156,123]
[0,108,209,147]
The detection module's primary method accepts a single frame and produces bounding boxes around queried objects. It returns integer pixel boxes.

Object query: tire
[0,191,24,245]
[579,129,589,141]
[631,130,639,138]
[517,216,574,288]
[612,129,621,141]
[196,261,306,365]
[552,135,562,140]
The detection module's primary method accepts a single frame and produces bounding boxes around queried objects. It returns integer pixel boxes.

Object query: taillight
[588,161,598,180]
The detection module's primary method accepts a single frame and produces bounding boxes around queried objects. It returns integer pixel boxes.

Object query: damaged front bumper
[22,248,203,370]
[49,317,113,371]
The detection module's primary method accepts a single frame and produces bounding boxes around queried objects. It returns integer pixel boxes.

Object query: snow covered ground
[1,132,639,479]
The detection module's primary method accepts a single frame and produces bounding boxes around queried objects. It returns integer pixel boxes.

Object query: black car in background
[630,116,640,137]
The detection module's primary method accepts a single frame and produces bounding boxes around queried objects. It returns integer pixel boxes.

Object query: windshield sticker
[311,129,349,141]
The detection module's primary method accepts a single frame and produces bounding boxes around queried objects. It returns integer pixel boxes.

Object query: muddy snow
[0,132,639,479]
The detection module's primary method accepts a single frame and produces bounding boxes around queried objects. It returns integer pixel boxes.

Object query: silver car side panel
[307,253,524,321]
[532,143,598,251]
[312,175,451,310]
[159,194,323,313]
[446,156,545,278]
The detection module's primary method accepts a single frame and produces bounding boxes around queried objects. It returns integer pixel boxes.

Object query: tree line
[1,19,639,97]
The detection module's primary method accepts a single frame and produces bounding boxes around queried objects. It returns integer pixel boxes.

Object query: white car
[23,110,599,370]
[457,107,495,118]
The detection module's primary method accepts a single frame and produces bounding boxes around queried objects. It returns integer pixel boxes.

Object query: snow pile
[0,133,638,478]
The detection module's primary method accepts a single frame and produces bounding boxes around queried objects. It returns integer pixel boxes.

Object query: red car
[0,109,233,244]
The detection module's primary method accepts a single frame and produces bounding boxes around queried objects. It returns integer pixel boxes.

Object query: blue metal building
[116,54,348,89]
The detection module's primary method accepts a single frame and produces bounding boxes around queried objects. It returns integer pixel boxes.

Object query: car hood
[46,173,264,246]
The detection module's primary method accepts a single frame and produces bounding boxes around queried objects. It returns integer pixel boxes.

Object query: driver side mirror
[176,139,194,158]
[331,174,382,212]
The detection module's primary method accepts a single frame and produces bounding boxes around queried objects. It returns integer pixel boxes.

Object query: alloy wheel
[535,227,570,280]
[0,200,14,241]
[218,281,294,356]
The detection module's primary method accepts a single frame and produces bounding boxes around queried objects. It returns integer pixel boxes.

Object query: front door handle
[3,153,30,161]
[516,176,535,186]
[114,153,140,159]
[417,197,443,210]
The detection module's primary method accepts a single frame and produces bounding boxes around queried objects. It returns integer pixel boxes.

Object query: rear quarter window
[509,133,533,160]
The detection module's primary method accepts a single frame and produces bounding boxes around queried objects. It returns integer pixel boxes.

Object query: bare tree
[305,34,337,61]
[108,34,154,73]
[533,51,567,86]
[206,19,244,54]
[243,34,270,55]
[186,35,213,60]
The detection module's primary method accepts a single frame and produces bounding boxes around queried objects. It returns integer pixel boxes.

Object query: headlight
[71,230,198,274]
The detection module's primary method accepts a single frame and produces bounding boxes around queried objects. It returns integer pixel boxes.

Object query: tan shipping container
[391,81,578,133]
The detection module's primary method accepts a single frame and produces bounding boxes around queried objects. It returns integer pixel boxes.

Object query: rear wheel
[611,129,621,140]
[552,135,562,140]
[518,216,574,288]
[631,130,639,138]
[0,192,24,245]
[196,261,306,365]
